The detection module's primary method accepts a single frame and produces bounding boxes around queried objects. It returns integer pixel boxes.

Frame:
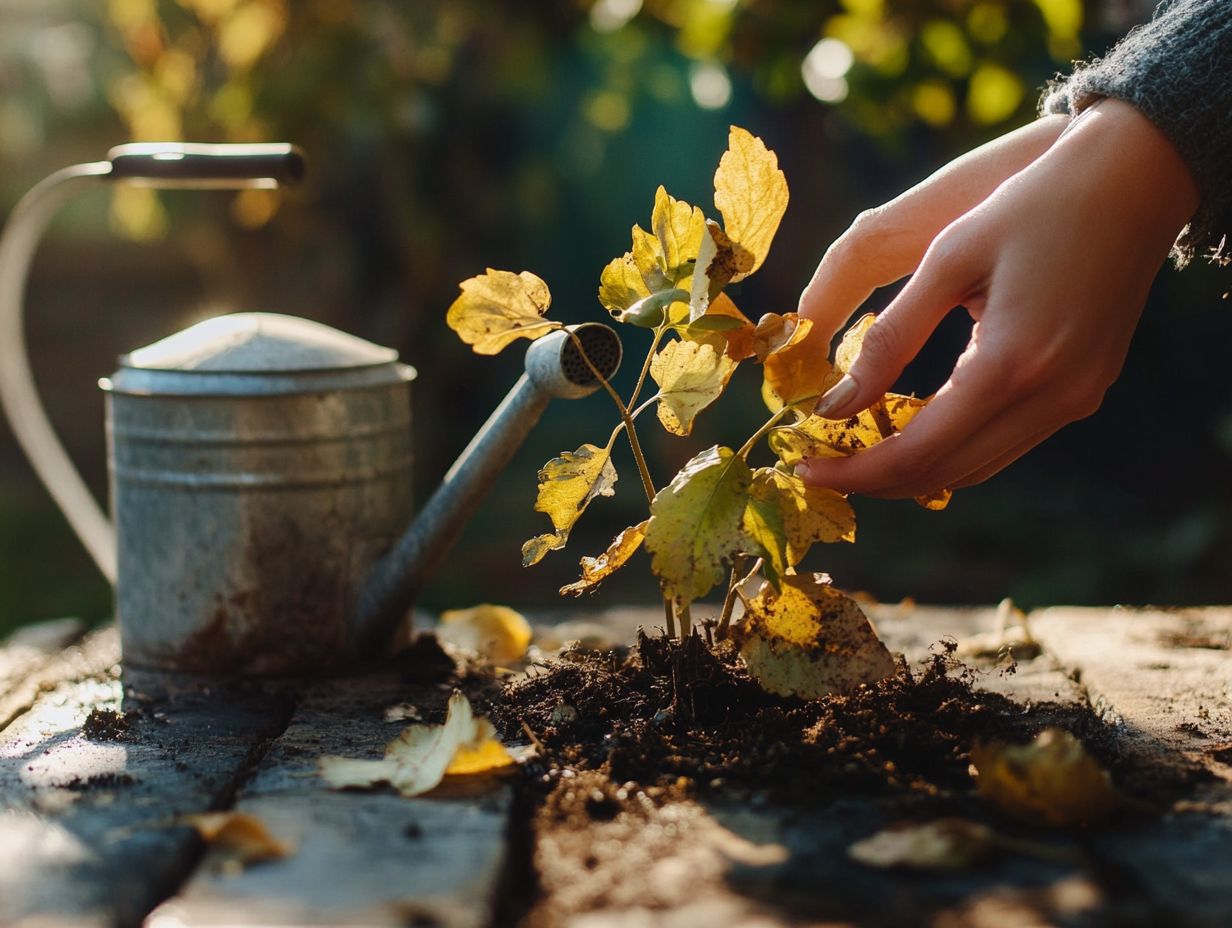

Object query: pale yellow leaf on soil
[446,268,557,355]
[650,339,737,436]
[971,728,1117,828]
[738,574,896,699]
[644,445,754,607]
[319,692,515,798]
[848,819,996,871]
[437,603,533,663]
[713,126,788,281]
[560,521,649,596]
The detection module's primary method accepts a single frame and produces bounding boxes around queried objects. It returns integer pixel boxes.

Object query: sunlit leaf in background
[966,62,1024,126]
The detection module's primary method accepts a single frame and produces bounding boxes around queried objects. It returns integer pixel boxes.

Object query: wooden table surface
[1,605,1230,928]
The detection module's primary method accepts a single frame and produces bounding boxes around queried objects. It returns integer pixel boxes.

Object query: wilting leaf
[528,444,617,551]
[446,269,558,355]
[688,221,749,318]
[713,126,789,282]
[971,729,1117,828]
[437,604,533,663]
[849,819,996,871]
[752,312,811,362]
[522,531,567,567]
[650,339,737,436]
[652,186,705,287]
[683,292,756,362]
[738,574,896,699]
[744,469,855,585]
[560,521,648,596]
[645,446,754,607]
[768,394,929,465]
[319,692,515,798]
[185,812,293,865]
[834,312,875,374]
[598,254,650,318]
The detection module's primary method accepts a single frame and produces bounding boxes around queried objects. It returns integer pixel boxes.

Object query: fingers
[799,345,1103,498]
[813,230,981,419]
[797,114,1069,345]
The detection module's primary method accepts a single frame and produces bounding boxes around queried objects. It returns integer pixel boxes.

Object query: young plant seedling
[446,127,950,698]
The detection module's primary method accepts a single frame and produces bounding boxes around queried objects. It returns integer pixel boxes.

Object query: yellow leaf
[834,312,876,374]
[650,339,737,436]
[768,394,929,464]
[598,253,650,318]
[745,468,855,577]
[185,812,293,864]
[848,819,995,871]
[738,574,896,698]
[319,693,515,799]
[713,126,789,281]
[529,444,618,550]
[651,185,706,287]
[752,311,812,362]
[446,269,558,355]
[632,224,669,292]
[560,521,649,596]
[754,313,833,409]
[645,446,754,607]
[522,531,567,567]
[437,604,533,663]
[971,728,1117,827]
[688,220,751,318]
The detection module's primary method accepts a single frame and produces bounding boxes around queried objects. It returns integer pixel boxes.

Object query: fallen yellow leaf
[184,812,292,865]
[848,819,994,871]
[437,604,533,663]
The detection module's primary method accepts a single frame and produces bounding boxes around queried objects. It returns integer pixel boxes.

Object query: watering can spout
[353,322,622,655]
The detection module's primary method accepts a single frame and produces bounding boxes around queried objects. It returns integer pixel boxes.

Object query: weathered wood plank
[1031,606,1232,924]
[0,656,293,928]
[151,673,514,928]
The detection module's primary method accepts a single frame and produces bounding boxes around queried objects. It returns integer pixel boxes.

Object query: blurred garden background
[2,0,1231,636]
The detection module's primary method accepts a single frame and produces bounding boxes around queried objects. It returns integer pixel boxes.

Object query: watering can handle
[0,145,305,585]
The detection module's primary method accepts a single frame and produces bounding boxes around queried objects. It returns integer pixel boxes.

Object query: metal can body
[107,377,413,675]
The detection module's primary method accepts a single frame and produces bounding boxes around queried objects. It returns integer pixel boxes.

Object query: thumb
[812,234,978,419]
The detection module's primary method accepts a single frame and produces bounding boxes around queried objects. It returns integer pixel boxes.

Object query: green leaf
[649,339,736,436]
[713,126,789,282]
[619,288,689,328]
[744,468,855,587]
[523,444,617,565]
[644,446,754,607]
[446,269,558,355]
[559,521,648,596]
[738,574,895,699]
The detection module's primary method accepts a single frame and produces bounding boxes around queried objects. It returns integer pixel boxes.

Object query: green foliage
[447,125,952,696]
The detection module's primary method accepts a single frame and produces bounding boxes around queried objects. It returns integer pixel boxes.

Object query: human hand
[796,100,1199,499]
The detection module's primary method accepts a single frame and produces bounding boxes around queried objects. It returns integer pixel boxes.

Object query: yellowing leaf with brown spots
[523,444,617,564]
[688,221,750,318]
[652,186,705,287]
[713,126,788,282]
[971,729,1117,828]
[446,269,558,355]
[437,604,533,663]
[645,446,754,607]
[650,339,737,436]
[319,693,515,798]
[738,574,896,699]
[744,468,855,586]
[560,521,648,596]
[768,394,929,464]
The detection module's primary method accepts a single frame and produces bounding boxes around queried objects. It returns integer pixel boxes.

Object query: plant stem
[717,556,763,639]
[564,328,657,505]
[737,406,792,460]
[626,325,667,412]
[664,599,677,640]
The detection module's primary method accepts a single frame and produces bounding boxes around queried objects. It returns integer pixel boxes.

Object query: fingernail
[814,374,857,418]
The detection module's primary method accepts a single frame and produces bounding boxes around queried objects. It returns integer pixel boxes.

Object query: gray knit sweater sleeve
[1040,0,1232,266]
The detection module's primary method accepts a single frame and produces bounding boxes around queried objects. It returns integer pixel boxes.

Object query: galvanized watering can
[0,144,621,675]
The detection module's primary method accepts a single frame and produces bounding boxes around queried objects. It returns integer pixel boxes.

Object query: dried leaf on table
[972,728,1117,827]
[184,811,293,866]
[436,604,532,664]
[319,692,516,798]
